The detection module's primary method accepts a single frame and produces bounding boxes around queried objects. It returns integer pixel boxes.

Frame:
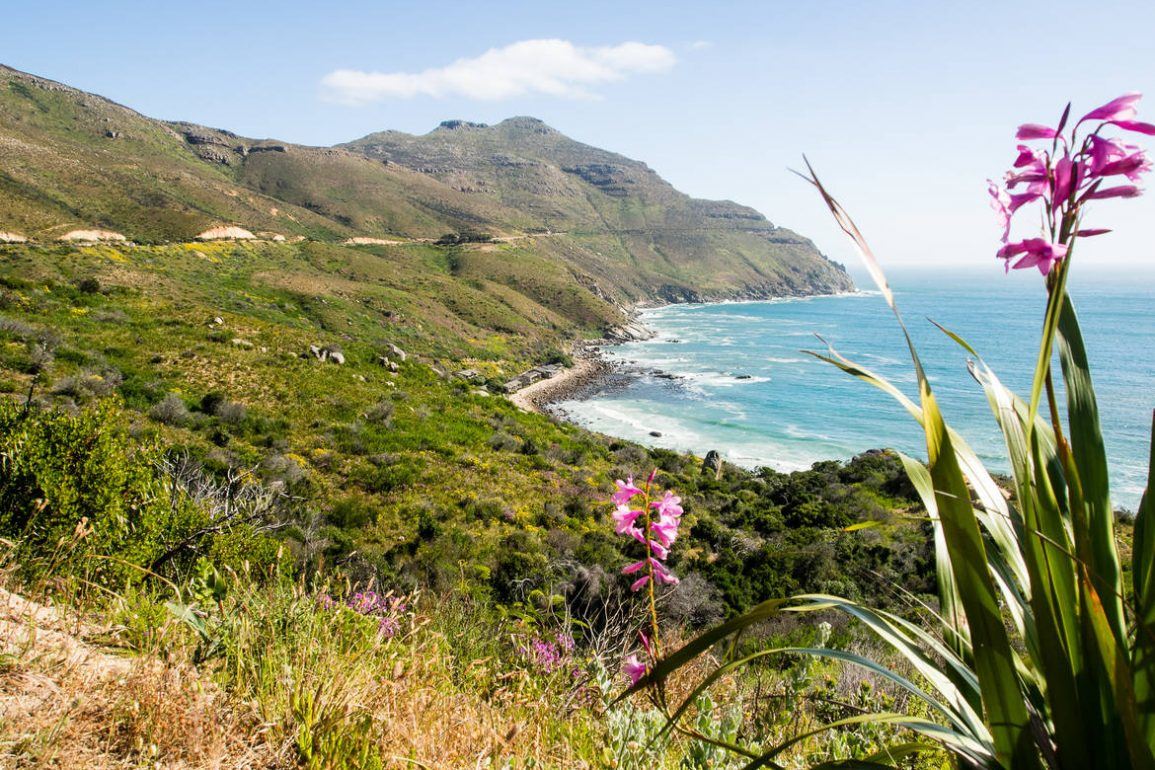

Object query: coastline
[508,286,866,416]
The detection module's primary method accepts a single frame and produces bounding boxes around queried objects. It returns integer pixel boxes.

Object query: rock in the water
[702,450,723,479]
[735,374,752,380]
[649,430,662,438]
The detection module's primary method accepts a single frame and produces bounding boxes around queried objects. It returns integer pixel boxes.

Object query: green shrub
[0,398,207,584]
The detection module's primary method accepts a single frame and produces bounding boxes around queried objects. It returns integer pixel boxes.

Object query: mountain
[0,64,853,309]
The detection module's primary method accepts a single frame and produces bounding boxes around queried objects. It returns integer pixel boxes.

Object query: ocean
[555,267,1154,510]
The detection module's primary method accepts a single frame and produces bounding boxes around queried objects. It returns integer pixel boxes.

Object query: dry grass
[0,589,276,768]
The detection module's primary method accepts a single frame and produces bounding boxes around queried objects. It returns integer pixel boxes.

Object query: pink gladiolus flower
[613,505,643,537]
[1013,144,1043,168]
[612,477,643,506]
[652,559,679,586]
[1085,185,1142,200]
[997,238,1068,275]
[988,182,1012,241]
[1098,153,1152,181]
[623,558,650,591]
[612,473,680,593]
[623,654,647,685]
[991,94,1149,276]
[1016,124,1058,140]
[989,180,1042,242]
[651,517,680,548]
[1051,155,1079,211]
[1088,135,1132,175]
[1109,120,1155,136]
[1080,93,1141,124]
[652,491,683,518]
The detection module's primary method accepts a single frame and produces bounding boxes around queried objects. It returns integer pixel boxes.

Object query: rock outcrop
[702,450,723,479]
[196,226,256,241]
[57,230,127,243]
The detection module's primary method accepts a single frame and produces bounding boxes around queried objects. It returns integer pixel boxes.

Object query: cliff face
[0,64,852,307]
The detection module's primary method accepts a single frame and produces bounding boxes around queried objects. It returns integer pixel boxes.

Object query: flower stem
[642,471,661,657]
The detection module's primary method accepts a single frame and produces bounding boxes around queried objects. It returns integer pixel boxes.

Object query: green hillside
[0,64,853,305]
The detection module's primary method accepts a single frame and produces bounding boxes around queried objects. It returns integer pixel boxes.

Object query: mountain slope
[0,63,852,305]
[341,117,853,300]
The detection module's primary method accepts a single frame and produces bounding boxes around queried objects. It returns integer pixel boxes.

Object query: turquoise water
[556,268,1154,509]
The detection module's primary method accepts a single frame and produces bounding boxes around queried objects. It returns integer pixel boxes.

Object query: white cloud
[689,40,713,50]
[320,39,676,105]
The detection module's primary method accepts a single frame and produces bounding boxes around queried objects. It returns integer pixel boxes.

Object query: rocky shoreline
[507,350,618,414]
[510,285,862,416]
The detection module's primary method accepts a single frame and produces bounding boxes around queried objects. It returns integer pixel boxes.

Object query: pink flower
[997,238,1069,275]
[988,182,1012,240]
[990,95,1149,276]
[1051,154,1085,211]
[1109,120,1155,136]
[652,491,683,518]
[1080,93,1142,124]
[1013,144,1044,168]
[650,516,680,548]
[1085,185,1142,200]
[612,505,643,537]
[623,654,647,685]
[1016,123,1058,140]
[622,558,650,592]
[1087,136,1150,181]
[612,477,643,506]
[612,474,680,591]
[1098,152,1151,182]
[652,559,679,586]
[988,181,1041,242]
[645,539,670,560]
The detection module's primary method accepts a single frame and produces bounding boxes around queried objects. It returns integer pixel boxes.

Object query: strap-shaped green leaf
[1130,412,1155,753]
[1057,292,1126,646]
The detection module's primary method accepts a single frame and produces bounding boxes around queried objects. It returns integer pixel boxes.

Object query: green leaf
[920,374,1037,768]
[1134,412,1155,747]
[619,597,790,700]
[1057,292,1126,645]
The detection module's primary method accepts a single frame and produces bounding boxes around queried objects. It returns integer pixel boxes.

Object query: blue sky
[3,0,1154,270]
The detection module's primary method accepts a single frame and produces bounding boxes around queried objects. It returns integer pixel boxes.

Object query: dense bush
[0,399,275,585]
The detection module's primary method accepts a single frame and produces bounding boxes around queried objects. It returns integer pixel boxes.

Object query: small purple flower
[516,633,573,673]
[623,654,647,685]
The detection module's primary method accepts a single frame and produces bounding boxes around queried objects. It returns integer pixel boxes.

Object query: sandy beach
[507,353,613,413]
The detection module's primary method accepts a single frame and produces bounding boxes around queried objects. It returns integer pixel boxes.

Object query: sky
[3,0,1155,271]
